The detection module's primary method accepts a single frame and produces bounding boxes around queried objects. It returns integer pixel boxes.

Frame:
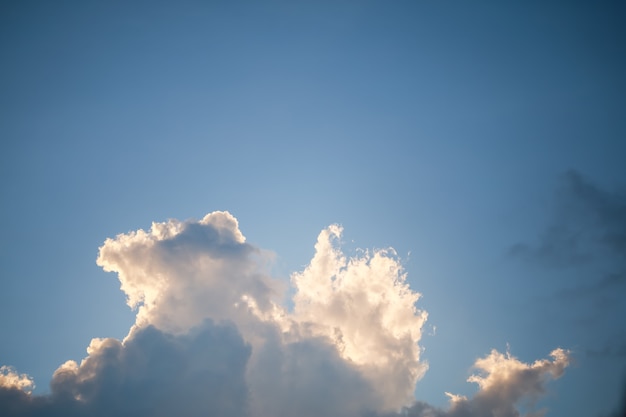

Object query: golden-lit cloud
[0,366,34,394]
[0,212,570,417]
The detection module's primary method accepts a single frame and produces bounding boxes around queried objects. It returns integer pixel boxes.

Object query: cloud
[0,366,34,393]
[247,329,380,417]
[0,211,570,417]
[554,272,626,301]
[290,225,429,409]
[372,348,570,417]
[510,171,626,360]
[369,348,570,417]
[96,211,281,334]
[0,320,250,417]
[454,348,569,417]
[510,170,626,268]
[586,333,626,359]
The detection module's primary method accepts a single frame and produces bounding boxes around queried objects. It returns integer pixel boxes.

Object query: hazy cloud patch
[510,172,626,362]
[510,170,626,269]
[509,171,626,414]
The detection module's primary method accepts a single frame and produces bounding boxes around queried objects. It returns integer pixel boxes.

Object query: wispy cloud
[508,171,626,416]
[1,212,569,416]
[510,171,626,355]
[510,170,626,269]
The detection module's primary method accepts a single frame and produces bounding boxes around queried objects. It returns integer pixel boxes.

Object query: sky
[1,1,625,416]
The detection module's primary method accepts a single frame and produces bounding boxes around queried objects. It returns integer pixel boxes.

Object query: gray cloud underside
[0,320,250,417]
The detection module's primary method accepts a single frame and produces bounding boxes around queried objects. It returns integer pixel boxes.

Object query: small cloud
[0,366,34,394]
[378,348,570,417]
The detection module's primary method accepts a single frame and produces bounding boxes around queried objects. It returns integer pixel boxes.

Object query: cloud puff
[376,348,570,417]
[290,225,428,409]
[96,211,281,334]
[0,366,34,393]
[0,211,570,417]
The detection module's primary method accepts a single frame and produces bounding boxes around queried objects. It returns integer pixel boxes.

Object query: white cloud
[0,366,34,393]
[95,212,429,413]
[447,347,570,417]
[290,224,428,409]
[96,211,281,334]
[0,211,570,417]
[377,348,570,417]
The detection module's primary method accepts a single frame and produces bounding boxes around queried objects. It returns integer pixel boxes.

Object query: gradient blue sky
[1,2,625,416]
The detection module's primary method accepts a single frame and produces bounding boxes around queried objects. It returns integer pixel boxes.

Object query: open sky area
[1,2,625,417]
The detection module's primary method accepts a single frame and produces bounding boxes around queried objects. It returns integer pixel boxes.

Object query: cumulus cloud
[96,211,281,334]
[0,321,250,417]
[0,366,34,393]
[290,225,429,409]
[376,348,570,417]
[0,211,570,417]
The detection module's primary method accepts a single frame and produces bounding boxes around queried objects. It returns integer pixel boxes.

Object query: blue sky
[1,2,625,416]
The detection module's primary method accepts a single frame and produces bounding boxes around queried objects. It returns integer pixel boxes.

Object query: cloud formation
[0,211,569,416]
[374,348,570,417]
[96,211,280,334]
[0,321,250,417]
[510,171,626,359]
[510,170,626,270]
[0,366,34,393]
[290,225,429,408]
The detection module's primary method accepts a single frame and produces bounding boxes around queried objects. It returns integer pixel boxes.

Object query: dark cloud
[249,329,379,417]
[0,320,251,417]
[510,172,626,415]
[555,272,626,301]
[510,170,626,268]
[586,344,626,359]
[510,171,626,332]
[586,331,626,359]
